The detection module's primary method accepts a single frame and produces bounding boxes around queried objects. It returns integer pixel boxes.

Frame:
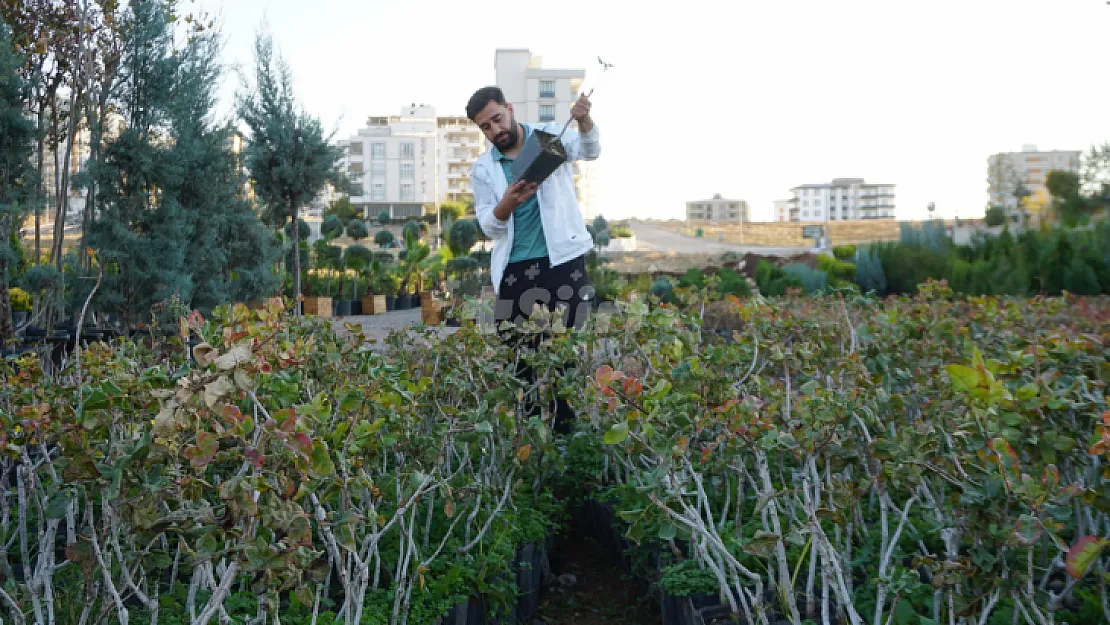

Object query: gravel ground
[329,309,459,350]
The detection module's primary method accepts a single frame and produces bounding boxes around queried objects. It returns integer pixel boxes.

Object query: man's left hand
[571,94,593,131]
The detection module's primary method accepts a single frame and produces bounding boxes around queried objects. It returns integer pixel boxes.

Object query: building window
[539,80,556,98]
[400,183,414,201]
[400,142,415,160]
[371,183,386,201]
[347,162,363,175]
[370,161,385,177]
[371,143,385,159]
[348,142,363,155]
[400,163,414,179]
[539,105,555,122]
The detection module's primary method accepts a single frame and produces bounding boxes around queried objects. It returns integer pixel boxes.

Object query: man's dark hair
[466,86,506,121]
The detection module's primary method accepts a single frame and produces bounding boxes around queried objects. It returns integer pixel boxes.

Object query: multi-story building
[339,104,445,221]
[686,194,749,224]
[786,178,896,222]
[987,145,1080,220]
[436,116,484,206]
[494,48,598,221]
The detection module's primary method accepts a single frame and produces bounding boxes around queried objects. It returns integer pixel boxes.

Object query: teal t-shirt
[492,124,548,263]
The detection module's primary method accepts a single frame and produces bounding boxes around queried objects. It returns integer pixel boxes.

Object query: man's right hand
[493,180,539,221]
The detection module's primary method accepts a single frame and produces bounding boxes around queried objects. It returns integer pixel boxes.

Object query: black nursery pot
[510,129,567,185]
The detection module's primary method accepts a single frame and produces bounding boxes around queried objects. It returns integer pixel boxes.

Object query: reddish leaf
[1066,535,1107,579]
[290,432,313,455]
[245,449,264,469]
[185,432,219,468]
[222,404,244,423]
[274,408,296,433]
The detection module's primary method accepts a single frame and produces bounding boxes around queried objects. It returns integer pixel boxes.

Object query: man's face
[473,100,519,152]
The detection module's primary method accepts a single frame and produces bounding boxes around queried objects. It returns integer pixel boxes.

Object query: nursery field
[1,283,1108,625]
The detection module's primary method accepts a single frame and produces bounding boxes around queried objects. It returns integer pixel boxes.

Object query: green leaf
[83,389,110,411]
[658,523,677,541]
[1015,383,1038,400]
[310,443,336,476]
[1066,535,1107,579]
[945,364,981,394]
[603,421,629,445]
[45,491,71,520]
[742,530,780,558]
[799,380,818,396]
[894,600,916,625]
[339,392,360,413]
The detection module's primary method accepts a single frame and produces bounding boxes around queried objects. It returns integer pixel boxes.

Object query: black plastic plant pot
[510,129,567,185]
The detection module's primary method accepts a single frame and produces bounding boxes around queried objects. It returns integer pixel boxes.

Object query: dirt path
[533,513,659,625]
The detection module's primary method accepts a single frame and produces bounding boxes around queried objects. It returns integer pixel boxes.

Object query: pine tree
[0,23,38,340]
[85,0,190,328]
[168,26,277,314]
[237,27,343,312]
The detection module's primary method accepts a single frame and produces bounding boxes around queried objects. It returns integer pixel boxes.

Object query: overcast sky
[201,0,1110,222]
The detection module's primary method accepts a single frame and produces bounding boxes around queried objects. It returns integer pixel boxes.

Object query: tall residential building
[493,48,598,221]
[686,194,749,224]
[338,104,486,220]
[436,116,485,206]
[987,145,1080,219]
[786,178,896,222]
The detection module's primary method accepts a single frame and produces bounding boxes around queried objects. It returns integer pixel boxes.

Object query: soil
[533,512,660,625]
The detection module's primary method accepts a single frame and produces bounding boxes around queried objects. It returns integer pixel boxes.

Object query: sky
[199,0,1110,223]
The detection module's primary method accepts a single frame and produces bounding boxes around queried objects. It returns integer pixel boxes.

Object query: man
[466,85,600,431]
[466,85,599,334]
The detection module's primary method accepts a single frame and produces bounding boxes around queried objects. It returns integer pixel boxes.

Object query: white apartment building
[987,145,1080,219]
[787,178,896,222]
[686,194,749,224]
[339,104,474,221]
[494,48,598,221]
[437,116,485,206]
[773,199,791,222]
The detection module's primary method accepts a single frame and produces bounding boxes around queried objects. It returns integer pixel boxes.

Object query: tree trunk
[51,85,83,269]
[34,105,46,266]
[291,206,302,316]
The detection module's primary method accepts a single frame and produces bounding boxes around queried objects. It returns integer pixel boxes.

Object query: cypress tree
[0,22,37,340]
[237,27,344,312]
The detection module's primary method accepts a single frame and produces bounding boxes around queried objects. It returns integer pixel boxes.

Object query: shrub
[374,229,395,249]
[832,244,856,261]
[609,225,633,238]
[714,267,752,298]
[677,268,705,289]
[377,210,391,226]
[8,287,30,312]
[449,219,479,256]
[345,219,369,241]
[320,215,344,240]
[782,263,828,293]
[984,206,1007,227]
[651,277,674,302]
[695,228,704,238]
[854,246,888,295]
[284,218,310,241]
[817,254,856,284]
[755,260,803,296]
